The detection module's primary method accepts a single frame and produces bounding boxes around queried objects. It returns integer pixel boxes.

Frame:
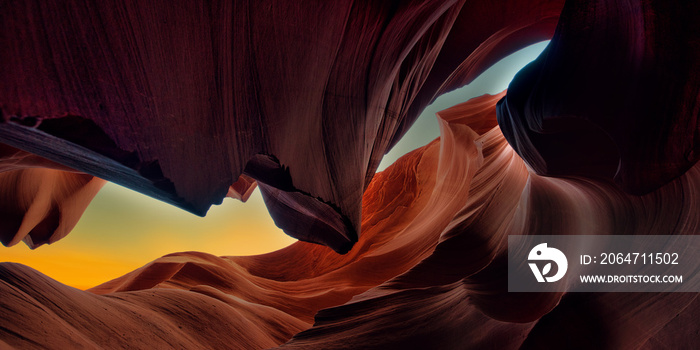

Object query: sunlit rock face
[0,0,564,252]
[0,144,105,248]
[0,91,486,348]
[2,91,698,349]
[1,0,699,349]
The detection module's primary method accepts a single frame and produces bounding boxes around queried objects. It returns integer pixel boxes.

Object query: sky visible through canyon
[4,41,550,290]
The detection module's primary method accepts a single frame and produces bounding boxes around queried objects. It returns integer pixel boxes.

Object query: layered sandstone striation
[1,0,699,348]
[2,92,699,348]
[0,0,565,252]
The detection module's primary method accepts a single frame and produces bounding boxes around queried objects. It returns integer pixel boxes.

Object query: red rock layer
[0,144,105,248]
[0,0,564,252]
[2,91,698,348]
[1,1,698,348]
[226,174,257,203]
[0,92,488,348]
[283,99,700,348]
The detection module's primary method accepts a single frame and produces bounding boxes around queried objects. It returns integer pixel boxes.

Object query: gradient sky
[378,41,550,170]
[3,41,550,290]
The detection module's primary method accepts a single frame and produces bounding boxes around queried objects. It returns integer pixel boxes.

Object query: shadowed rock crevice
[497,0,700,194]
[0,0,567,250]
[244,154,357,253]
[0,114,201,214]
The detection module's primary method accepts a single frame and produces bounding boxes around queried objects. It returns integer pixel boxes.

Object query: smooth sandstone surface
[0,0,565,252]
[2,92,699,348]
[1,0,699,348]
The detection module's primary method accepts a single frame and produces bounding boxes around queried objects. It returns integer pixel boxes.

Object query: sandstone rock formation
[1,0,698,348]
[0,0,565,252]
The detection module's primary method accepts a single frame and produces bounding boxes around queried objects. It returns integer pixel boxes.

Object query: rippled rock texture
[0,0,564,252]
[1,0,699,349]
[2,90,699,348]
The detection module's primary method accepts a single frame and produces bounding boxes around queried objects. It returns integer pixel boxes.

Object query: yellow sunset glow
[3,183,296,290]
[2,42,550,291]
